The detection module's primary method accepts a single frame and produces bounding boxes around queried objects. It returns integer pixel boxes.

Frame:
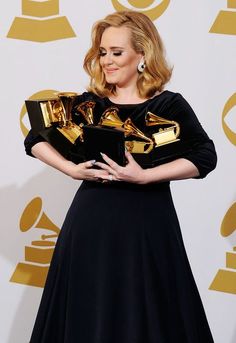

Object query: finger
[84,159,96,168]
[100,153,119,169]
[83,168,108,179]
[125,151,135,164]
[94,161,109,170]
[95,170,110,178]
[96,163,119,180]
[98,173,120,182]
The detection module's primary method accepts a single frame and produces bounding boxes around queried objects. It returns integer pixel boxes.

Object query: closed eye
[99,50,123,57]
[112,51,123,56]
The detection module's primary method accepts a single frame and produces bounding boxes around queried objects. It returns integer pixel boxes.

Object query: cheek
[118,57,138,68]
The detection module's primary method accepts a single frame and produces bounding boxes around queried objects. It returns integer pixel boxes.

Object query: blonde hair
[83,11,172,98]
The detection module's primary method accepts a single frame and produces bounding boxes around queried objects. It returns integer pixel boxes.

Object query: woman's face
[99,26,143,89]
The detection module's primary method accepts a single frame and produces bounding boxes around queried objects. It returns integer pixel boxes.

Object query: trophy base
[209,268,236,294]
[7,16,76,42]
[10,262,49,288]
[209,10,236,35]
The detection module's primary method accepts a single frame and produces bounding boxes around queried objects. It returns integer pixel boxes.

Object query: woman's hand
[31,141,110,182]
[31,141,199,184]
[64,159,110,182]
[94,151,147,184]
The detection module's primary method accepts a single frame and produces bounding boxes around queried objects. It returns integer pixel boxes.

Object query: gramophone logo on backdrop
[210,203,236,294]
[210,0,236,35]
[7,0,76,42]
[209,93,236,294]
[111,0,170,20]
[221,93,236,146]
[10,197,60,288]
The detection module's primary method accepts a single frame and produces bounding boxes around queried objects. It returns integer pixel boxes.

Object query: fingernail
[100,152,104,156]
[91,159,96,165]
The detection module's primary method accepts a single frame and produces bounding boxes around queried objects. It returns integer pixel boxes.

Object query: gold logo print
[209,203,236,294]
[7,0,76,42]
[10,197,60,288]
[111,0,170,21]
[210,0,236,35]
[20,89,59,137]
[222,93,236,146]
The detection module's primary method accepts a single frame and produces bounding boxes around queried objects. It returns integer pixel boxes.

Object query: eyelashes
[113,52,123,56]
[99,51,123,57]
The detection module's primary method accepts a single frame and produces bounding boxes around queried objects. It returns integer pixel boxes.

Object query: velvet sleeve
[24,129,46,157]
[167,93,217,179]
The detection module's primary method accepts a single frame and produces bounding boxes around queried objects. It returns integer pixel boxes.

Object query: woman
[25,10,216,343]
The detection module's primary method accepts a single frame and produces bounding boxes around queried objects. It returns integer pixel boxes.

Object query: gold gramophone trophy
[56,92,84,144]
[209,202,236,294]
[10,197,60,288]
[75,101,96,126]
[210,0,236,35]
[74,100,96,142]
[99,106,123,128]
[145,111,180,146]
[7,0,76,42]
[26,91,84,158]
[99,107,181,155]
[124,118,154,153]
[99,107,154,154]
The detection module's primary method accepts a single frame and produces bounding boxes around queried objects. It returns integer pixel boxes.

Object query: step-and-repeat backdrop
[0,1,236,342]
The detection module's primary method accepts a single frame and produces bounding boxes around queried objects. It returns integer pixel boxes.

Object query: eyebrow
[99,46,125,50]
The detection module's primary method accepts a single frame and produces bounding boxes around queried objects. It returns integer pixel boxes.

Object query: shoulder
[151,90,188,106]
[147,90,193,117]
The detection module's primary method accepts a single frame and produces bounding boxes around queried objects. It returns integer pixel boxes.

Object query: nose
[103,52,113,65]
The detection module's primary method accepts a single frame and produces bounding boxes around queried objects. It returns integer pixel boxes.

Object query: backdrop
[1,1,236,342]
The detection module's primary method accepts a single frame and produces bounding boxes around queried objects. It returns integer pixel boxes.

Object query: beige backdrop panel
[0,1,236,342]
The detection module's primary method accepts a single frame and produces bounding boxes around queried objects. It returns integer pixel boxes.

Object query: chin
[105,77,118,85]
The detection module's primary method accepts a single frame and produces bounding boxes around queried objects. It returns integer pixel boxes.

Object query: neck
[110,85,146,104]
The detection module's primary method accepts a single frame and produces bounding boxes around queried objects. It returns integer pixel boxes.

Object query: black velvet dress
[25,91,217,343]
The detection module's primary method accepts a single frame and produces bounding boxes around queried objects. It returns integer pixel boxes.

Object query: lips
[104,68,119,74]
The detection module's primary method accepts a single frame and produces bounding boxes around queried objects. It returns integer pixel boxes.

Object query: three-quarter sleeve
[167,93,217,179]
[24,129,46,157]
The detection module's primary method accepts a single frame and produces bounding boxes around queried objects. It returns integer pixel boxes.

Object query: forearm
[144,158,200,184]
[31,141,110,181]
[31,141,75,177]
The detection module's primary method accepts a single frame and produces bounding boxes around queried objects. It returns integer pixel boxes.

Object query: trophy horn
[55,92,84,144]
[145,111,180,138]
[123,118,154,154]
[124,118,153,143]
[20,197,60,241]
[57,92,78,123]
[99,106,124,128]
[75,101,96,125]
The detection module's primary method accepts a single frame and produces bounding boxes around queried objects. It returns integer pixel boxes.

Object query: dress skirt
[30,180,214,343]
